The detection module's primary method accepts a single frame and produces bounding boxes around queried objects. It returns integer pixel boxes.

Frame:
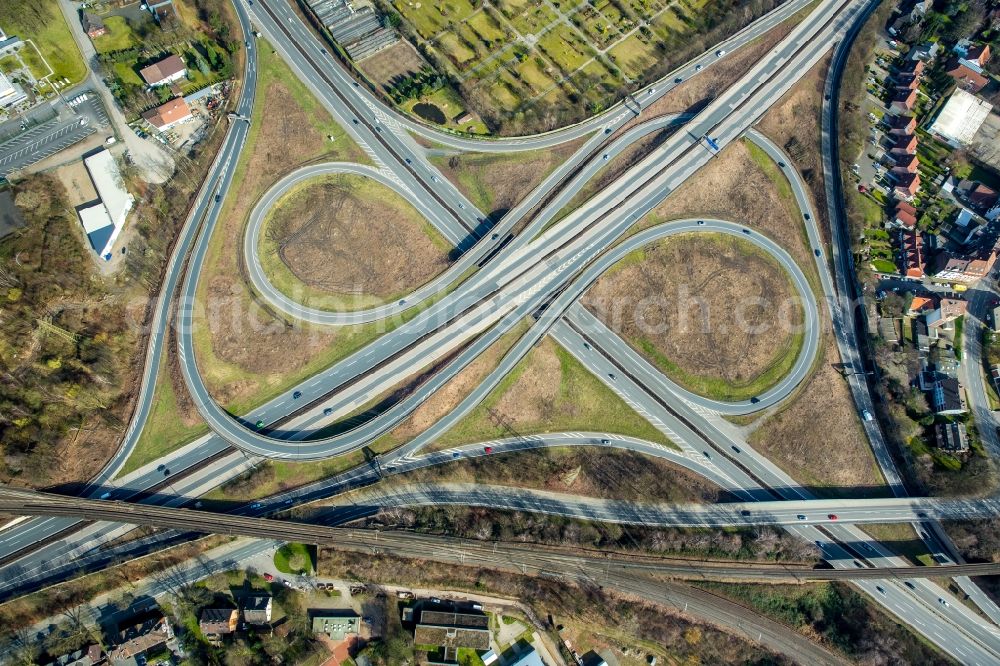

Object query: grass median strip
[431,337,677,449]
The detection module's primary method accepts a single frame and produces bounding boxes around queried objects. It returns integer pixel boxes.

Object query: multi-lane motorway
[5,0,1000,662]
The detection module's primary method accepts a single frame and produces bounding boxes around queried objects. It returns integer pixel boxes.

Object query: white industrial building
[929,89,994,146]
[79,150,133,260]
[0,70,26,109]
[78,203,120,259]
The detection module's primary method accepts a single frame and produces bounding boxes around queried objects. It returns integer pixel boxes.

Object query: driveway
[57,0,175,183]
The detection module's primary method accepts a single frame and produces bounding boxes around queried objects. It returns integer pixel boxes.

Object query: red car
[484,446,493,454]
[827,514,838,521]
[263,573,274,582]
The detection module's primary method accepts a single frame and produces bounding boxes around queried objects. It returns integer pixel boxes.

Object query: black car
[214,194,221,202]
[804,213,811,220]
[814,249,821,256]
[778,161,786,167]
[674,77,683,83]
[293,391,302,399]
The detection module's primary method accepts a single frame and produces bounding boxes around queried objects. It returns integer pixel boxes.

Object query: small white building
[0,70,26,109]
[929,88,993,146]
[78,203,121,259]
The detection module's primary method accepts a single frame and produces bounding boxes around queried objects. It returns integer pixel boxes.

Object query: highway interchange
[5,0,1000,662]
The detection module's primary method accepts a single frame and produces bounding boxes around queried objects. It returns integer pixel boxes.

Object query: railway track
[2,486,1000,582]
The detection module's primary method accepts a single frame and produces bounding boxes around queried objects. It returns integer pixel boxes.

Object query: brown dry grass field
[642,140,814,283]
[584,233,803,400]
[262,174,449,306]
[430,136,585,218]
[192,44,379,412]
[358,40,427,89]
[748,335,888,497]
[757,53,832,239]
[365,446,729,503]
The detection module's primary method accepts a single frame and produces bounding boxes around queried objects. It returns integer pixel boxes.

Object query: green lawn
[871,258,897,273]
[274,543,316,575]
[0,54,19,75]
[113,61,144,87]
[0,1,86,84]
[116,353,209,478]
[433,338,677,449]
[536,24,593,75]
[91,16,139,53]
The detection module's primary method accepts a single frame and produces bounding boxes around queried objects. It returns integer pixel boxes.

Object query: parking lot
[0,91,111,178]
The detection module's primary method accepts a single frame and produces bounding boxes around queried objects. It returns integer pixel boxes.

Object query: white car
[863,410,874,422]
[716,49,726,57]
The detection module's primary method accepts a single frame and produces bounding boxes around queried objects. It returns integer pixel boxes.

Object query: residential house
[888,14,910,37]
[895,133,918,153]
[242,595,272,626]
[929,376,966,415]
[43,645,105,666]
[311,610,361,639]
[946,59,989,93]
[909,0,933,21]
[899,58,925,76]
[139,53,187,86]
[142,97,192,131]
[908,295,935,315]
[83,14,106,39]
[507,648,546,666]
[894,71,921,91]
[413,608,490,663]
[898,228,925,278]
[956,180,999,212]
[108,611,174,666]
[933,241,999,282]
[199,608,238,644]
[962,43,991,67]
[988,201,1000,222]
[890,88,918,113]
[947,207,982,246]
[992,305,1000,331]
[890,151,919,173]
[936,421,970,453]
[894,200,918,227]
[908,41,941,61]
[915,317,931,352]
[926,298,968,330]
[888,114,917,136]
[893,171,921,200]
